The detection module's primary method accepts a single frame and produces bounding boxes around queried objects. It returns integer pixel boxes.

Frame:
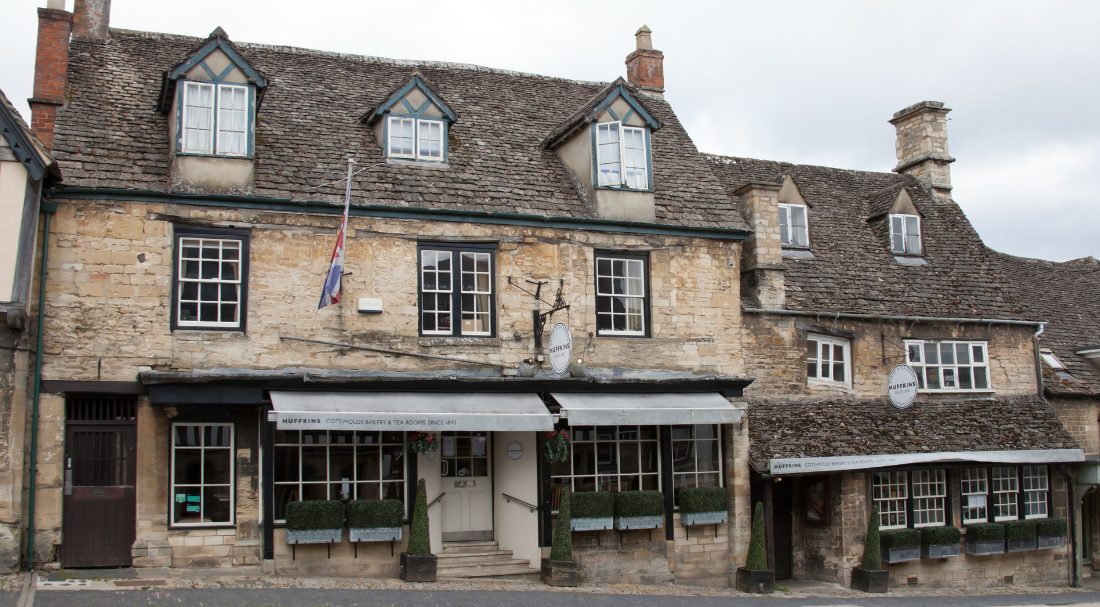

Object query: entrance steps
[437,541,539,580]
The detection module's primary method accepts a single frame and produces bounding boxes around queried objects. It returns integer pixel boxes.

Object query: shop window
[806,334,850,387]
[273,430,405,522]
[671,424,722,507]
[872,468,949,530]
[872,470,909,530]
[961,467,988,524]
[1022,465,1050,519]
[171,423,234,526]
[905,340,990,391]
[549,426,660,497]
[911,469,947,527]
[172,228,249,330]
[961,465,1049,524]
[595,251,649,336]
[418,243,495,336]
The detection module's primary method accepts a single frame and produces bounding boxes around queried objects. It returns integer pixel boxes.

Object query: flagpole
[317,158,355,309]
[342,157,354,215]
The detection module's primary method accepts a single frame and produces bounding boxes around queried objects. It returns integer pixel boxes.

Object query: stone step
[438,557,532,570]
[437,562,541,578]
[440,541,500,554]
[436,550,517,566]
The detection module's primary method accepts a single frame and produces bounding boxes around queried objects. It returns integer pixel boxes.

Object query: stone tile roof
[52,30,746,231]
[748,395,1080,471]
[706,155,1027,319]
[993,252,1100,396]
[0,87,55,176]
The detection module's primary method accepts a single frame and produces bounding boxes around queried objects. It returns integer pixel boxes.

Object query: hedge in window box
[1036,517,1068,549]
[679,486,728,527]
[347,499,403,543]
[614,490,664,531]
[879,528,921,564]
[920,526,961,559]
[571,491,614,532]
[1004,519,1038,552]
[285,500,344,545]
[965,522,1005,555]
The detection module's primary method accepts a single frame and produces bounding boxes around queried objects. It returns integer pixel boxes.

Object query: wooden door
[772,478,794,580]
[61,396,137,568]
[440,431,492,541]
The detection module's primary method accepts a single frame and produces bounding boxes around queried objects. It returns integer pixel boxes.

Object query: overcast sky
[2,1,1097,262]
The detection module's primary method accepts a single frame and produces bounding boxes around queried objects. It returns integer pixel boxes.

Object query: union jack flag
[318,160,354,309]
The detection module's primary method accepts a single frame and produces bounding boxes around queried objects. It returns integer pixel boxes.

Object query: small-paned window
[670,424,722,507]
[387,116,445,162]
[806,334,850,386]
[549,425,660,496]
[779,204,809,247]
[912,469,947,527]
[992,466,1019,521]
[961,467,988,524]
[889,213,922,255]
[180,81,251,157]
[873,468,947,530]
[905,340,990,391]
[595,252,648,337]
[418,243,495,336]
[872,470,909,530]
[962,466,1049,525]
[595,121,649,190]
[1022,465,1049,519]
[173,230,248,330]
[273,430,406,522]
[171,423,234,526]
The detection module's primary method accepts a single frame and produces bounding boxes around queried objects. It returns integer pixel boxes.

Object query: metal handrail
[502,493,537,513]
[428,492,446,508]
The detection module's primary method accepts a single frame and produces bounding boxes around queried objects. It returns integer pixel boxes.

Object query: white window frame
[181,81,215,155]
[215,84,249,157]
[961,467,989,524]
[779,203,809,248]
[549,425,661,497]
[889,213,922,255]
[992,466,1019,522]
[595,253,647,337]
[387,116,445,162]
[181,81,250,157]
[170,422,235,527]
[595,121,649,190]
[1039,349,1066,370]
[911,469,947,527]
[872,470,909,530]
[175,236,244,329]
[1022,465,1049,519]
[418,245,494,337]
[670,424,723,508]
[806,334,851,387]
[905,340,991,392]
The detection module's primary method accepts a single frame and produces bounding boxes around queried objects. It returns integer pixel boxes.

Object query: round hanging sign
[888,364,919,409]
[548,322,572,376]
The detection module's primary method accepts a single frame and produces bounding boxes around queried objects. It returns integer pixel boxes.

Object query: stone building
[24,0,754,585]
[706,100,1084,589]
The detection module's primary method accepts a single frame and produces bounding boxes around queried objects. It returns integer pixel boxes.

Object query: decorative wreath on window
[543,429,571,463]
[407,431,439,456]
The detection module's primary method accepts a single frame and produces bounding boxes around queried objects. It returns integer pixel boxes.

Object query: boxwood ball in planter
[879,528,921,564]
[285,500,344,544]
[614,490,664,530]
[347,498,403,543]
[965,522,1005,555]
[920,526,961,559]
[571,491,614,532]
[1004,519,1038,552]
[1037,517,1068,549]
[678,486,728,526]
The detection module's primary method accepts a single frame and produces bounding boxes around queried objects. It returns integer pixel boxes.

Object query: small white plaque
[357,297,383,313]
[506,441,524,460]
[888,365,919,409]
[548,323,572,376]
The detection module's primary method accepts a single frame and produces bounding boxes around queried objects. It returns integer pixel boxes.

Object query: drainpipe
[25,203,54,570]
[1060,465,1080,587]
[1033,322,1046,397]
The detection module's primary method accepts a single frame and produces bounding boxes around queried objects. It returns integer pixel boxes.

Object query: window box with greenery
[614,490,664,531]
[965,522,1005,555]
[920,526,960,559]
[852,507,888,593]
[400,479,436,582]
[347,499,403,543]
[1004,519,1038,552]
[541,488,580,587]
[880,528,921,564]
[736,501,774,594]
[679,486,728,527]
[284,500,344,545]
[571,491,614,532]
[1036,517,1067,549]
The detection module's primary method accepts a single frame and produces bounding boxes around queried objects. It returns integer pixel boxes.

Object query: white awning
[551,392,743,426]
[769,449,1086,475]
[268,391,554,431]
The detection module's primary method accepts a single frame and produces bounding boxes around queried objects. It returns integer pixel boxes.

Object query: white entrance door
[441,431,493,541]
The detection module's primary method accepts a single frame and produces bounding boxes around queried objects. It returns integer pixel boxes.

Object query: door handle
[442,460,449,477]
[64,469,72,496]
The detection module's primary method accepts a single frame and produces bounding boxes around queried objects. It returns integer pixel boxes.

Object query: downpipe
[25,205,54,570]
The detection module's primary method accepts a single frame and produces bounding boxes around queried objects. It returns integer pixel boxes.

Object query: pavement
[7,569,1100,606]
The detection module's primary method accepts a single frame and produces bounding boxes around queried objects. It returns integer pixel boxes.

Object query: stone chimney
[735,182,785,309]
[890,101,955,200]
[73,0,111,42]
[625,25,664,95]
[30,3,72,151]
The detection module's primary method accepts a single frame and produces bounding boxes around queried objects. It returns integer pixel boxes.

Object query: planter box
[349,527,402,543]
[615,515,662,531]
[883,546,920,564]
[681,511,727,526]
[966,539,1005,555]
[1006,538,1037,553]
[1037,535,1066,550]
[922,543,960,559]
[540,558,580,587]
[735,567,774,594]
[400,553,437,582]
[572,517,613,532]
[851,567,889,593]
[285,528,342,545]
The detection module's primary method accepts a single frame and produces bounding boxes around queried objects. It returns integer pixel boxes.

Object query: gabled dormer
[543,78,662,222]
[157,28,267,194]
[361,73,457,166]
[868,185,925,261]
[777,175,811,251]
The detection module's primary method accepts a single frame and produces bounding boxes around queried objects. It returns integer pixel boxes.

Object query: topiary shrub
[572,491,614,518]
[679,486,728,513]
[347,499,403,529]
[614,491,664,518]
[1037,517,1068,537]
[285,500,344,531]
[880,528,921,550]
[407,479,431,556]
[921,526,961,546]
[1004,519,1038,541]
[550,488,574,562]
[746,501,768,570]
[967,522,1005,542]
[861,507,882,571]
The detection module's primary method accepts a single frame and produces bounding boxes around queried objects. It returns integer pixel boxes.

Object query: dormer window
[387,117,445,162]
[1039,349,1066,371]
[181,82,251,156]
[890,213,922,255]
[779,203,809,247]
[362,74,457,166]
[596,121,649,189]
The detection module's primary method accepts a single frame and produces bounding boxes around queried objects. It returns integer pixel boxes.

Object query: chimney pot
[73,0,111,42]
[635,25,653,50]
[625,25,664,94]
[889,100,955,199]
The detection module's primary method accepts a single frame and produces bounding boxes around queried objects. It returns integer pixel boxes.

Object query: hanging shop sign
[888,364,919,409]
[548,322,572,376]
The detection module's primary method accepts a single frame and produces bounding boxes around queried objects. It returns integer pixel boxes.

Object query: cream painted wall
[492,431,539,565]
[0,156,29,303]
[417,452,443,554]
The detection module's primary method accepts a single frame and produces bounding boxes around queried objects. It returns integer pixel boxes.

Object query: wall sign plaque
[888,364,919,409]
[506,441,524,460]
[548,322,572,376]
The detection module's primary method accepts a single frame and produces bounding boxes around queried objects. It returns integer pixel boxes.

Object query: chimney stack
[626,25,664,95]
[890,101,955,200]
[73,0,111,42]
[30,4,73,151]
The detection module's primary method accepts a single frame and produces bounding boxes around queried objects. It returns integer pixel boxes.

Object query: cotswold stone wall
[1051,397,1100,457]
[0,325,30,572]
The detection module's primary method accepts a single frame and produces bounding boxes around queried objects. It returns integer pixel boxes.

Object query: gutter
[25,202,55,570]
[743,307,1042,328]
